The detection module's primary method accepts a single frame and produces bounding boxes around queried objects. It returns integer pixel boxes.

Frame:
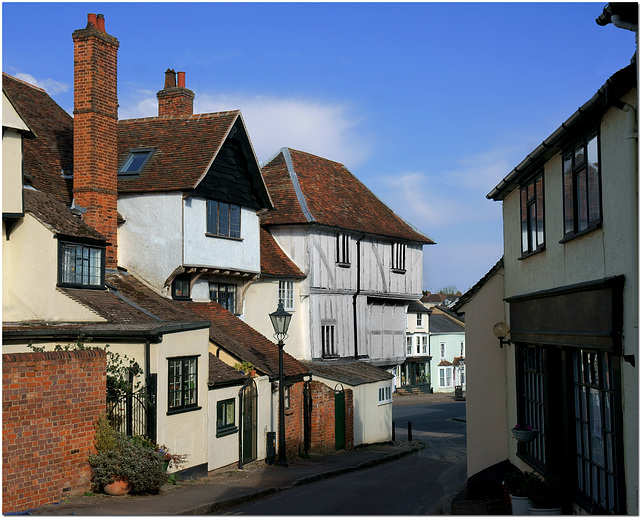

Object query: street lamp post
[269,302,292,467]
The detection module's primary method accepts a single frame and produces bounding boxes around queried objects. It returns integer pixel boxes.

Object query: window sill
[216,426,238,438]
[167,405,202,416]
[172,295,192,301]
[391,268,406,275]
[377,400,392,406]
[205,233,243,242]
[518,247,545,260]
[336,262,351,268]
[559,223,602,244]
[321,354,340,360]
[57,282,106,290]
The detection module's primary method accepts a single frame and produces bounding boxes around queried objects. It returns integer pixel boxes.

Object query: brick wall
[2,350,107,514]
[307,381,354,454]
[283,381,305,458]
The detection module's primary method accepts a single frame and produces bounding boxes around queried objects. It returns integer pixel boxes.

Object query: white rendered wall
[183,197,260,274]
[118,193,183,289]
[207,385,240,470]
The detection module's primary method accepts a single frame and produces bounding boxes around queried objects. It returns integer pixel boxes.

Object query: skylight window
[118,149,154,175]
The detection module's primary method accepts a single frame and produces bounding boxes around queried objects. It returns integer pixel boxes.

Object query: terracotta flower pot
[104,479,130,496]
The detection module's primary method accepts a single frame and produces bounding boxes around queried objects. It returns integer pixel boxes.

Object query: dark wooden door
[241,380,257,464]
[335,390,346,451]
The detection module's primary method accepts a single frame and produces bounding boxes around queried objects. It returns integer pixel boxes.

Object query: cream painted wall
[458,266,511,478]
[243,278,309,361]
[207,385,240,470]
[118,193,183,288]
[2,130,24,215]
[500,89,638,512]
[2,214,104,322]
[154,328,210,473]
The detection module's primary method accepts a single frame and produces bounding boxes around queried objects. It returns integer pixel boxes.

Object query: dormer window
[58,241,105,288]
[118,149,154,176]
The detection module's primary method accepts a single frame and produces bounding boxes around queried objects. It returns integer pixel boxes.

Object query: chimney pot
[87,13,97,28]
[177,71,186,88]
[96,14,105,32]
[164,69,176,89]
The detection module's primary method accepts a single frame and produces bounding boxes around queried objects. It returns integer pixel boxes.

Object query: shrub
[503,470,537,496]
[88,417,168,494]
[527,475,564,509]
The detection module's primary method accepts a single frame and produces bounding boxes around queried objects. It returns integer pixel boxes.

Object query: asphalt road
[216,399,467,515]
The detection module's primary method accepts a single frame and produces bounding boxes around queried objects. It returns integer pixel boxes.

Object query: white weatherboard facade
[118,193,261,294]
[263,225,423,366]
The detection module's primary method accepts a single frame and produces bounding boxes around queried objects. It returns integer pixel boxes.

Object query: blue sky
[2,2,636,293]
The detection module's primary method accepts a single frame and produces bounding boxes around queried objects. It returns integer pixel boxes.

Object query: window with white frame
[321,322,337,358]
[336,233,350,266]
[440,343,445,358]
[406,336,412,355]
[278,280,294,311]
[460,342,465,356]
[378,385,392,404]
[439,366,453,388]
[416,313,423,327]
[391,242,406,273]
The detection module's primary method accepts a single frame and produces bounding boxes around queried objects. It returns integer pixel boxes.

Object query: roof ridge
[118,109,240,124]
[283,147,316,223]
[3,72,47,93]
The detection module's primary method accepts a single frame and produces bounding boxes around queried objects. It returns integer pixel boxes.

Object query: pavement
[24,392,509,516]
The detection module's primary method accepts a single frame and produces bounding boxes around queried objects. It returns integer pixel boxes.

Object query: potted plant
[503,470,536,515]
[234,361,256,376]
[88,416,169,495]
[527,475,564,515]
[512,423,539,443]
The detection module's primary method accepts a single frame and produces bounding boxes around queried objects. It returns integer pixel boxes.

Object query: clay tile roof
[60,271,210,326]
[208,353,246,386]
[2,73,74,204]
[117,111,239,193]
[260,148,434,244]
[23,188,106,242]
[260,228,305,278]
[184,301,309,379]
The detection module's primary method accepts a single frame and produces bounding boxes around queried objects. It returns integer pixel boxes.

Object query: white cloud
[197,93,370,165]
[117,90,371,166]
[14,73,69,95]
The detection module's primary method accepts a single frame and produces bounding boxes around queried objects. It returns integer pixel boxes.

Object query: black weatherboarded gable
[193,120,269,209]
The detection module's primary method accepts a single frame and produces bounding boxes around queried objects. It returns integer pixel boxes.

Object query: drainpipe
[352,233,365,359]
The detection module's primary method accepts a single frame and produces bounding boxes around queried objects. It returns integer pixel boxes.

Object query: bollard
[408,421,412,441]
[392,421,395,441]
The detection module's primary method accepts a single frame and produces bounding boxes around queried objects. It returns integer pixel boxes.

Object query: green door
[334,389,346,450]
[241,380,257,464]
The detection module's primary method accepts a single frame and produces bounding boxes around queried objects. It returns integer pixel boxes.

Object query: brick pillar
[72,13,119,269]
[157,69,195,116]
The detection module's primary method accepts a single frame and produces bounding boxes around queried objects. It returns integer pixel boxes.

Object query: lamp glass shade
[270,302,292,337]
[493,322,510,339]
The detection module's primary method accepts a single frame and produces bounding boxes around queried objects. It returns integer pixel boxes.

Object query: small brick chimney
[72,13,119,269]
[157,69,195,116]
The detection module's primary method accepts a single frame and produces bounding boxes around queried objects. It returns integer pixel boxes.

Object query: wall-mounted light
[493,322,511,348]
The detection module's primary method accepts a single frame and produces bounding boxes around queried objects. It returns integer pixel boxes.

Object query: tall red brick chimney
[157,69,195,116]
[72,13,119,269]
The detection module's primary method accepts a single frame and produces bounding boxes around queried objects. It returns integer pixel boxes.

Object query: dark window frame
[216,398,238,437]
[58,240,105,289]
[206,199,241,239]
[118,149,154,176]
[520,171,545,258]
[167,356,200,415]
[171,275,191,300]
[209,282,237,313]
[561,131,602,242]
